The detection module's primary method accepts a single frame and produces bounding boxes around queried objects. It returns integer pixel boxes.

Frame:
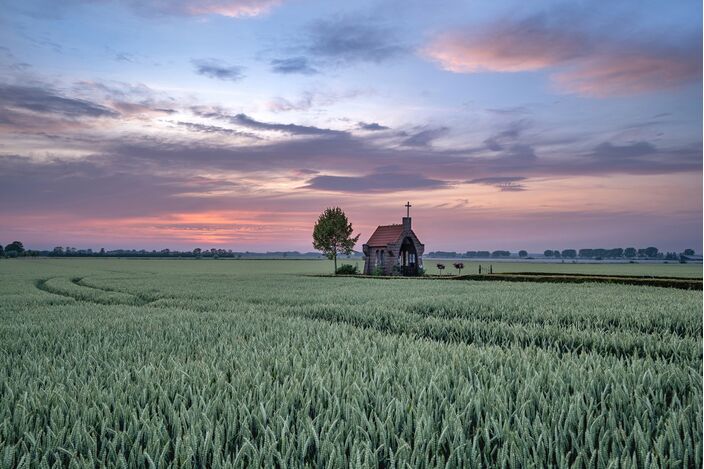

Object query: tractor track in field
[34,278,62,298]
[281,304,701,363]
[35,277,158,306]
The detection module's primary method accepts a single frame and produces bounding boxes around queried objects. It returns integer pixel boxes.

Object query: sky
[0,0,701,252]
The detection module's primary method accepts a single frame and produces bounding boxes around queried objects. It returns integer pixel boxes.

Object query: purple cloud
[358,122,389,131]
[306,16,407,64]
[270,57,318,75]
[423,10,701,96]
[192,59,245,81]
[402,127,449,147]
[305,172,447,192]
[0,84,117,119]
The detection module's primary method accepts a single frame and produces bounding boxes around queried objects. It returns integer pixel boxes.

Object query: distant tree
[0,244,3,257]
[491,250,511,258]
[543,250,553,257]
[312,207,360,274]
[476,251,491,258]
[592,249,607,259]
[193,248,202,258]
[553,250,561,258]
[644,246,659,258]
[609,248,624,258]
[683,248,695,256]
[99,248,106,255]
[561,249,577,259]
[428,251,459,258]
[624,247,637,258]
[5,241,24,255]
[518,250,528,258]
[436,263,446,275]
[453,262,464,275]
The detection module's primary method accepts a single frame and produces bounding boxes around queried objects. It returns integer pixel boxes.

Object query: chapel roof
[365,224,405,246]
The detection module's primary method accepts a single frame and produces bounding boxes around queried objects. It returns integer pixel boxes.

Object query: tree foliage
[5,241,24,254]
[561,249,577,259]
[491,250,511,258]
[644,246,659,258]
[312,207,359,274]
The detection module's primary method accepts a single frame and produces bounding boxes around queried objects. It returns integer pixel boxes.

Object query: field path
[35,276,157,306]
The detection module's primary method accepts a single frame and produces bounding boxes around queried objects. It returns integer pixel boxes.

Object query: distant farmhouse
[363,202,425,275]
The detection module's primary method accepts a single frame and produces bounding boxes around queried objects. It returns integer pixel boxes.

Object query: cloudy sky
[0,0,701,251]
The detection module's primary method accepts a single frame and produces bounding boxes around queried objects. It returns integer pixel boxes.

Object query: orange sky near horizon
[3,172,700,252]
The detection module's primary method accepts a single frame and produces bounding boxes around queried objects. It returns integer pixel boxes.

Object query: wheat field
[0,259,701,467]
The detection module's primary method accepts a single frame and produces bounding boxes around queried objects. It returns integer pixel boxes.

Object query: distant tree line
[428,250,513,259]
[0,241,364,259]
[427,247,698,260]
[47,247,332,259]
[1,240,697,262]
[542,247,697,260]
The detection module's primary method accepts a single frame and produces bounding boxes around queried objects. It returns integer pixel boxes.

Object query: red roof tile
[366,224,404,246]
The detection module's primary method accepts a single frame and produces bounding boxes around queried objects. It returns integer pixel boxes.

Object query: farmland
[421,259,703,277]
[0,258,701,467]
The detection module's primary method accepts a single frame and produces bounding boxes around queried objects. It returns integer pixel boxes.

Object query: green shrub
[335,264,358,275]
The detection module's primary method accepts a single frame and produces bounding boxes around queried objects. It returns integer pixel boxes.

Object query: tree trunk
[333,253,337,274]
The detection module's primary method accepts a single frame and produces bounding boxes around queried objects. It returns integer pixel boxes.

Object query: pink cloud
[138,0,283,17]
[190,0,281,17]
[553,49,701,97]
[422,16,701,96]
[422,20,585,73]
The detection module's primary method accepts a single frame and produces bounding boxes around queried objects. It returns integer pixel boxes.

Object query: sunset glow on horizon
[0,0,701,252]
